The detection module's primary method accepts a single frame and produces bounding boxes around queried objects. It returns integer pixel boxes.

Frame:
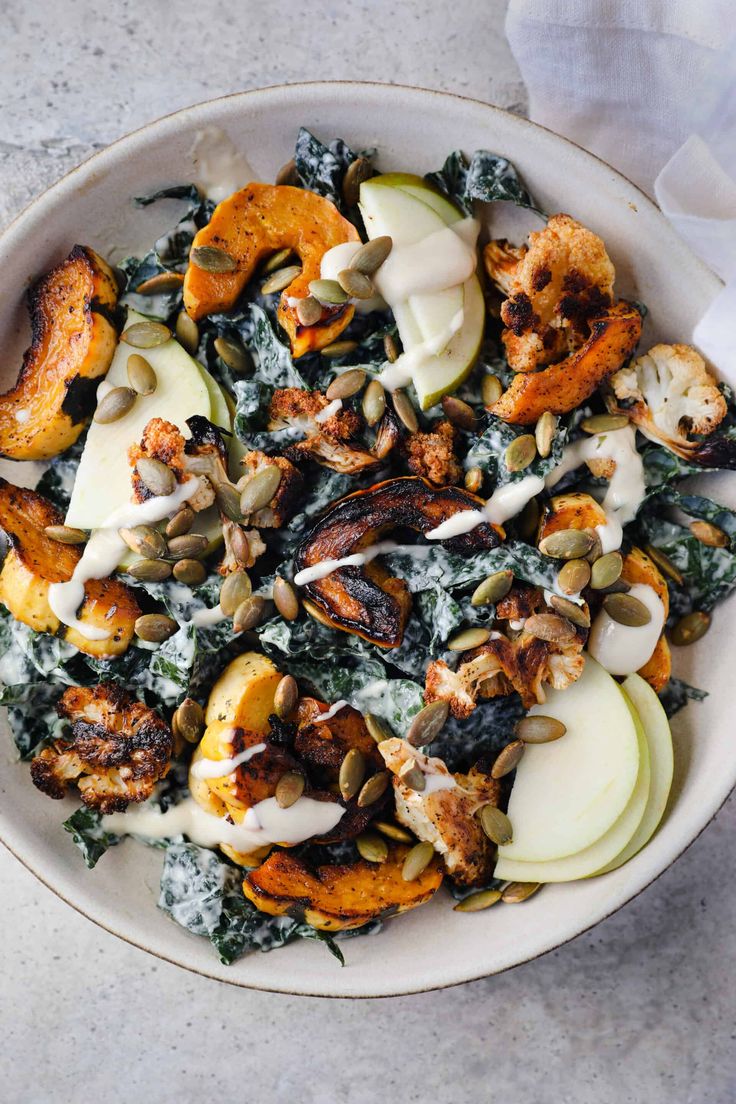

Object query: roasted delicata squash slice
[621,546,671,692]
[294,476,502,648]
[294,698,384,776]
[183,183,360,357]
[537,491,607,543]
[0,480,139,657]
[0,246,119,460]
[204,652,283,727]
[243,844,443,931]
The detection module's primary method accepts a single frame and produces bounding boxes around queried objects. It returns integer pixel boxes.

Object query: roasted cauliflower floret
[609,343,726,457]
[268,387,381,474]
[425,637,517,719]
[219,518,267,574]
[239,450,303,527]
[403,420,462,486]
[30,684,172,813]
[379,738,500,886]
[128,416,215,511]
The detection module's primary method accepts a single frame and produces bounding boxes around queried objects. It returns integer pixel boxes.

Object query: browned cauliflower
[239,450,303,528]
[268,387,382,474]
[128,416,217,511]
[379,738,500,886]
[425,636,517,718]
[403,420,462,486]
[219,518,266,574]
[30,684,172,813]
[608,343,727,457]
[484,213,615,373]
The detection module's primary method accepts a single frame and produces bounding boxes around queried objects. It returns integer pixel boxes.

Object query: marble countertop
[1,2,734,1101]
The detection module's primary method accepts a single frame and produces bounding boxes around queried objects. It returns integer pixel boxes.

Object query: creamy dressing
[377,308,466,392]
[426,474,545,540]
[313,700,349,723]
[293,540,430,587]
[319,242,387,314]
[190,741,266,780]
[190,603,228,628]
[314,398,343,423]
[587,583,665,675]
[189,128,259,203]
[374,221,479,302]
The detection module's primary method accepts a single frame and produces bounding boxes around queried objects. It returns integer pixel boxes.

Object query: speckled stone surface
[0,2,734,1102]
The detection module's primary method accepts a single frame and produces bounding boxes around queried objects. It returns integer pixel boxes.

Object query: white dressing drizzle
[293,540,429,587]
[377,309,466,392]
[313,700,349,723]
[314,398,343,423]
[190,603,228,628]
[320,241,387,314]
[425,474,545,541]
[190,742,266,780]
[374,221,479,302]
[587,583,665,675]
[189,128,259,203]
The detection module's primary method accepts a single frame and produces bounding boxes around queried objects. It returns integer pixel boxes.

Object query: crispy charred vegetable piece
[403,419,463,486]
[128,415,219,511]
[537,491,607,543]
[0,479,139,657]
[183,183,359,356]
[30,685,172,813]
[243,844,443,931]
[621,546,671,692]
[294,698,384,776]
[269,387,382,474]
[294,476,502,648]
[380,738,500,886]
[240,450,303,527]
[0,246,119,460]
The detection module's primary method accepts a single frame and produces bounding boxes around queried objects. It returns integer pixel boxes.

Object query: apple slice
[495,656,640,864]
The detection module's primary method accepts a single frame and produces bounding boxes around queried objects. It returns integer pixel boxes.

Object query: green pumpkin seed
[262,246,295,274]
[214,482,243,522]
[515,715,567,744]
[539,528,596,560]
[535,411,558,459]
[447,626,492,651]
[308,278,348,305]
[173,698,205,744]
[505,434,537,472]
[481,374,503,407]
[337,268,374,299]
[501,881,541,904]
[603,593,652,627]
[240,465,282,516]
[464,467,483,494]
[136,457,176,498]
[94,386,136,424]
[262,264,302,295]
[584,528,603,563]
[229,525,252,567]
[471,569,514,607]
[689,520,729,548]
[557,558,591,595]
[118,524,166,560]
[441,395,476,431]
[392,390,419,434]
[342,156,373,207]
[364,713,394,744]
[398,758,426,791]
[44,524,87,545]
[275,770,305,809]
[167,533,209,560]
[644,544,684,585]
[273,576,299,620]
[670,610,710,646]
[549,595,590,629]
[356,832,388,864]
[362,379,386,426]
[214,335,253,376]
[220,571,252,617]
[350,235,392,275]
[173,559,206,585]
[165,507,194,539]
[127,558,173,582]
[233,595,266,633]
[175,311,199,354]
[134,613,179,643]
[127,354,157,396]
[525,612,577,643]
[402,841,435,882]
[453,888,503,912]
[383,333,399,363]
[374,820,413,844]
[492,739,525,779]
[134,271,184,294]
[339,747,366,801]
[190,244,237,273]
[326,368,367,401]
[479,804,513,845]
[295,296,323,327]
[590,550,624,590]
[275,159,298,186]
[321,339,358,358]
[356,770,390,807]
[406,700,449,748]
[273,674,298,719]
[121,321,171,348]
[581,413,630,435]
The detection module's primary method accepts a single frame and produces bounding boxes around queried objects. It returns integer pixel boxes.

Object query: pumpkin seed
[166,507,194,539]
[134,271,184,294]
[175,311,199,354]
[517,497,540,541]
[127,558,173,582]
[326,368,366,401]
[275,770,305,809]
[167,533,209,560]
[364,713,394,744]
[173,698,205,744]
[670,610,710,646]
[240,465,282,516]
[362,379,386,426]
[447,626,491,651]
[479,804,513,845]
[229,525,252,567]
[121,321,171,348]
[464,467,483,494]
[321,339,358,358]
[581,413,630,434]
[356,832,388,864]
[190,244,237,273]
[273,674,298,719]
[398,758,426,791]
[549,595,590,629]
[233,595,266,633]
[644,544,684,585]
[94,386,136,424]
[173,559,206,585]
[215,481,243,522]
[690,520,728,548]
[339,747,366,801]
[118,524,166,560]
[492,740,525,779]
[374,820,413,844]
[275,158,298,186]
[525,612,577,643]
[350,235,392,275]
[134,612,179,643]
[584,528,603,563]
[441,395,476,430]
[590,550,624,590]
[213,335,253,376]
[356,770,390,807]
[383,333,399,362]
[308,278,348,305]
[603,592,652,627]
[535,411,557,459]
[220,571,252,617]
[262,264,302,295]
[337,267,374,300]
[471,569,514,607]
[453,889,503,913]
[501,881,541,904]
[136,457,176,497]
[262,247,295,275]
[127,354,157,396]
[273,576,299,620]
[342,156,373,207]
[401,841,435,882]
[557,558,591,595]
[481,374,503,406]
[539,528,595,560]
[515,715,567,744]
[295,295,323,327]
[44,524,87,545]
[392,390,419,434]
[505,434,537,472]
[406,700,449,747]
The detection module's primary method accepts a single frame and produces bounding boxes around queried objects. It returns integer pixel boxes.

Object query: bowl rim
[0,79,728,998]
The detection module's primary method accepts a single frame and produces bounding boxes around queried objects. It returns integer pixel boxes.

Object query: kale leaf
[426,149,541,216]
[293,127,374,212]
[63,807,120,869]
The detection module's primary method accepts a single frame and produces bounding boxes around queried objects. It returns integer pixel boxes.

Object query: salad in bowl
[0,126,732,967]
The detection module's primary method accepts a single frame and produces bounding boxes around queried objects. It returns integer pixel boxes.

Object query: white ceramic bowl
[0,82,731,997]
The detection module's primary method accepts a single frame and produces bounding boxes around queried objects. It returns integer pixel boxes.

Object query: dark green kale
[426,149,541,216]
[293,127,374,213]
[659,678,709,720]
[63,807,120,869]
